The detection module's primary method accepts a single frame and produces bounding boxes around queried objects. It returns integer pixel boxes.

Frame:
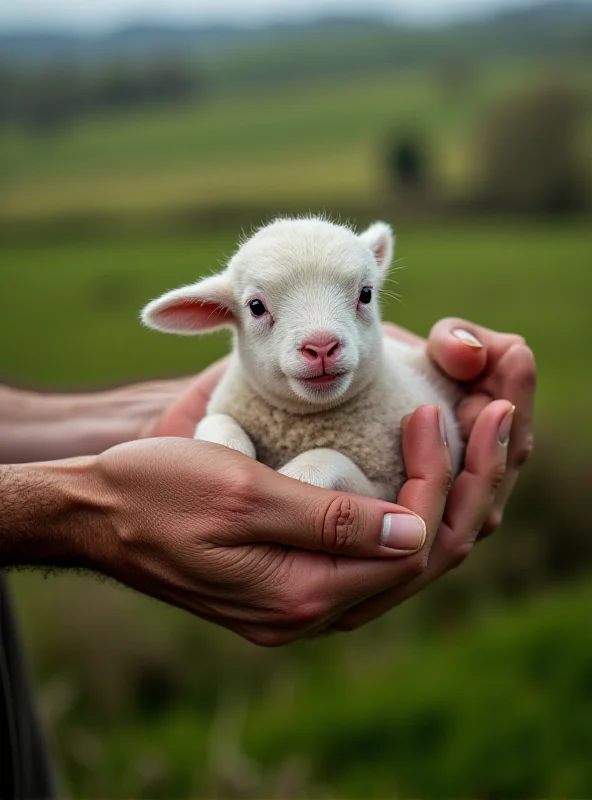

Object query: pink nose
[301,334,341,368]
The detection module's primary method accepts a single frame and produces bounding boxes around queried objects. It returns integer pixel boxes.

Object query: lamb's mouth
[298,372,349,389]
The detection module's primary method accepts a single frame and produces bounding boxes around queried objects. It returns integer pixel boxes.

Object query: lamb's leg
[195,413,256,459]
[279,448,383,498]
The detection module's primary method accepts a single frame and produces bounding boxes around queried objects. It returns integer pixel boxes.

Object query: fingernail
[437,406,448,447]
[452,328,483,349]
[498,405,516,446]
[381,513,426,552]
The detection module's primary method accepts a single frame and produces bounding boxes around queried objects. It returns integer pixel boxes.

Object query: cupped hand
[142,359,227,438]
[332,319,535,631]
[136,318,535,638]
[92,428,453,647]
[426,318,536,536]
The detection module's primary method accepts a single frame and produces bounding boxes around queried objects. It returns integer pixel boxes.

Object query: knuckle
[452,542,473,568]
[508,334,527,348]
[512,346,537,391]
[442,537,473,569]
[246,629,293,648]
[482,510,503,537]
[516,363,537,395]
[289,597,329,627]
[405,551,429,578]
[271,583,329,628]
[320,496,361,553]
[441,535,476,569]
[513,436,534,467]
[224,463,259,510]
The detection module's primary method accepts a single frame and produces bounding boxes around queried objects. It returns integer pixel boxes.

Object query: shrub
[477,84,589,214]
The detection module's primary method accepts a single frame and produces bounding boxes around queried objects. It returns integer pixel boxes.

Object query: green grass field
[1,60,590,223]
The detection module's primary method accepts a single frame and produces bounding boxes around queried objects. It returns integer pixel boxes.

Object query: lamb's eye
[359,287,372,305]
[249,299,267,317]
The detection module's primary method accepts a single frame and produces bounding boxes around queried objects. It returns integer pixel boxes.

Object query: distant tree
[477,84,589,214]
[0,57,203,134]
[98,58,199,112]
[22,63,87,134]
[384,133,428,196]
[0,63,21,126]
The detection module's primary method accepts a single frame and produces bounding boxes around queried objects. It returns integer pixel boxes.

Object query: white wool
[142,216,463,501]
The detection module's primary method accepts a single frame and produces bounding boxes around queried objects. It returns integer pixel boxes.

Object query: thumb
[252,470,427,558]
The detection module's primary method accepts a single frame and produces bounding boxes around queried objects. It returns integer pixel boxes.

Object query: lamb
[141,216,463,502]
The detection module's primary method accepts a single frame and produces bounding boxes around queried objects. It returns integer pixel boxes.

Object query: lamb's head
[142,217,394,412]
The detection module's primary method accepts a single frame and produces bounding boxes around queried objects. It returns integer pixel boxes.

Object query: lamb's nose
[301,336,341,366]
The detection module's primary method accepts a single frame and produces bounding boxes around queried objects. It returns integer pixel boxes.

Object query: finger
[427,318,487,382]
[382,322,425,348]
[427,318,526,383]
[315,405,453,605]
[480,343,535,536]
[245,466,428,559]
[456,393,492,440]
[333,400,512,630]
[237,406,449,565]
[178,359,229,420]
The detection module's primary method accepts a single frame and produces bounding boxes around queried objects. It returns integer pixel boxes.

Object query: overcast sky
[0,0,547,32]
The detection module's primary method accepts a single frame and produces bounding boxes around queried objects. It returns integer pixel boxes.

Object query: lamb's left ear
[359,221,394,271]
[141,273,235,335]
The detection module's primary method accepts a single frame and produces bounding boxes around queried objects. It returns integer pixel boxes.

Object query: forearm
[0,380,191,463]
[0,459,110,569]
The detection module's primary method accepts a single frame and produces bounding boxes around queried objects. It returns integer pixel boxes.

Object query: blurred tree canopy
[385,134,428,194]
[477,84,590,214]
[0,58,201,134]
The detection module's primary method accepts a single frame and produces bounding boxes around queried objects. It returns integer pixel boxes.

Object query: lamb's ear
[358,222,394,271]
[141,274,235,334]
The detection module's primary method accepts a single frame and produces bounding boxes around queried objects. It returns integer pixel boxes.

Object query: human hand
[141,359,227,438]
[332,319,535,630]
[90,431,454,646]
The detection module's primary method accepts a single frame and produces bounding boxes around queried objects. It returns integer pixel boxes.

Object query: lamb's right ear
[141,274,235,334]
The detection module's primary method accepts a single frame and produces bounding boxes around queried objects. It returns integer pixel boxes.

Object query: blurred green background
[1,1,592,796]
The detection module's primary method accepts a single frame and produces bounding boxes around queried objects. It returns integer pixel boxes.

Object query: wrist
[0,456,114,570]
[0,379,191,462]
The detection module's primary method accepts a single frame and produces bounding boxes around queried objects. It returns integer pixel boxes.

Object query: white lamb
[141,216,463,502]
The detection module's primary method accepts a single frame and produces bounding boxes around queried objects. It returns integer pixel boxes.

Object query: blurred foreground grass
[11,568,592,797]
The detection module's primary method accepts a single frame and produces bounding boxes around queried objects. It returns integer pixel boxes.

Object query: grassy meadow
[1,59,591,223]
[1,32,592,798]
